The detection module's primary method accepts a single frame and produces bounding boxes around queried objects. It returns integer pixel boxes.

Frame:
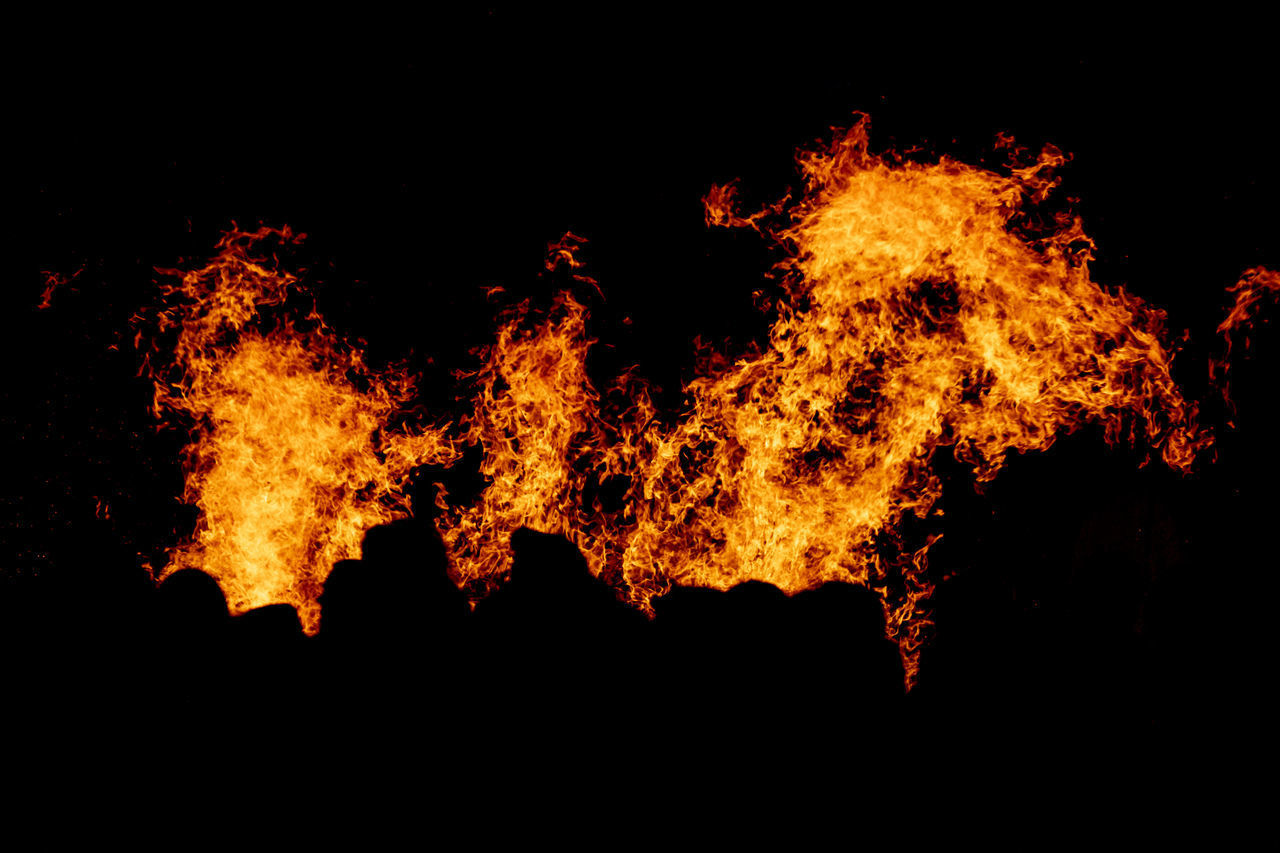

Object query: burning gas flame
[140,118,1271,687]
[140,226,457,632]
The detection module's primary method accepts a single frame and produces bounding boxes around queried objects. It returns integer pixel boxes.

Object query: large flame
[435,281,653,599]
[142,119,1265,687]
[1211,266,1280,424]
[434,117,1215,684]
[617,117,1214,682]
[141,226,457,633]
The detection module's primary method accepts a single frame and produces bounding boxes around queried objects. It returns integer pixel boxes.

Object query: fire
[140,226,457,633]
[1212,266,1280,424]
[433,116,1216,684]
[435,263,653,599]
[140,118,1264,687]
[615,115,1213,682]
[435,293,607,595]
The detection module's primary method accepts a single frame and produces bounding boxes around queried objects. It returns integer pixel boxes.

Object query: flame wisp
[616,118,1213,680]
[141,226,457,633]
[1211,266,1280,424]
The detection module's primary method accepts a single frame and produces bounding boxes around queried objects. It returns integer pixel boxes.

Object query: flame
[37,265,84,310]
[435,241,653,597]
[1211,266,1280,424]
[618,117,1213,682]
[433,116,1215,685]
[141,226,457,633]
[138,118,1256,688]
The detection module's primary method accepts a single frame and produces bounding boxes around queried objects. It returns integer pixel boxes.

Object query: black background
[9,8,1279,770]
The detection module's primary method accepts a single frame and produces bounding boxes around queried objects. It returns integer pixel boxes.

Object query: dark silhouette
[317,518,471,729]
[469,528,646,738]
[319,519,468,649]
[645,578,903,749]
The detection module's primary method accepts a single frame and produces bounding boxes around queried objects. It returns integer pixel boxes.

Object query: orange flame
[432,116,1216,686]
[141,226,458,633]
[435,277,653,598]
[37,265,84,310]
[140,118,1257,688]
[1211,266,1280,425]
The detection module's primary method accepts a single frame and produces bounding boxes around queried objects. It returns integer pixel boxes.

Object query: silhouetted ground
[5,482,1272,768]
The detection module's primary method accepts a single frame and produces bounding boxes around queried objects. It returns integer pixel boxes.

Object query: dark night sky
[10,8,1279,757]
[24,9,1277,362]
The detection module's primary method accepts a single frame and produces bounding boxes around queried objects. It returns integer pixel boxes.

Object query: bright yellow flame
[144,226,457,633]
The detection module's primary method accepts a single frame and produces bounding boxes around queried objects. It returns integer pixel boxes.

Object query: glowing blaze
[1212,266,1280,422]
[142,226,457,633]
[142,120,1271,687]
[37,265,84,310]
[435,251,653,597]
[435,117,1216,684]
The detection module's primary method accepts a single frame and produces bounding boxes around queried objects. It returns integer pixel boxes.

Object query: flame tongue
[146,119,1238,687]
[436,293,606,596]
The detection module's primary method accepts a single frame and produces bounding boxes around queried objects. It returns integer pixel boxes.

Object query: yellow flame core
[147,227,458,633]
